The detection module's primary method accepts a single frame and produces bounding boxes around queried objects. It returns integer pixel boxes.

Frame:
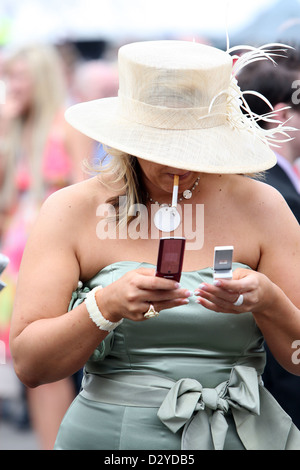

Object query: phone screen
[213,246,233,280]
[156,237,186,282]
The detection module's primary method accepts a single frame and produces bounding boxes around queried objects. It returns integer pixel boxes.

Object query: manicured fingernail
[213,280,221,287]
[185,290,193,297]
[198,283,208,291]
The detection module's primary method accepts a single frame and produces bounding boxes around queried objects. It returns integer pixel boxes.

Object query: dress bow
[157,366,260,450]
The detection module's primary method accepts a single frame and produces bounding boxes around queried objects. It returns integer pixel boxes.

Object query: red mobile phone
[155,237,186,282]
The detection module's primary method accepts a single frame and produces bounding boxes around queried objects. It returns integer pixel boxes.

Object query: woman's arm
[10,186,190,387]
[251,188,300,374]
[9,188,103,386]
[195,186,300,375]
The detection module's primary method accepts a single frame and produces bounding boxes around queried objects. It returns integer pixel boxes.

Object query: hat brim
[65,98,277,174]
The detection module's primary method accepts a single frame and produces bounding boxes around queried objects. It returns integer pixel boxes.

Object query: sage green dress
[54,262,300,450]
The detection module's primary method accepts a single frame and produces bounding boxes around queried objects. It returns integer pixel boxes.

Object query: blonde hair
[86,147,145,226]
[0,44,66,210]
[87,146,265,228]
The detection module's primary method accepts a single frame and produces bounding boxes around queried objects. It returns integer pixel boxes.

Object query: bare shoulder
[230,175,299,251]
[42,176,103,214]
[233,176,300,287]
[236,176,296,221]
[24,175,119,262]
[18,174,120,293]
[39,174,119,225]
[236,175,282,199]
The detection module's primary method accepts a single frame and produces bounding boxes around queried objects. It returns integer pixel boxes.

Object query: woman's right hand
[95,268,192,323]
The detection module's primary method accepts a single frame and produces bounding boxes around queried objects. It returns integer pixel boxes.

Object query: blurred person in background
[238,57,300,218]
[238,54,300,427]
[0,43,92,449]
[274,45,300,180]
[56,42,81,104]
[71,59,119,103]
[71,59,119,165]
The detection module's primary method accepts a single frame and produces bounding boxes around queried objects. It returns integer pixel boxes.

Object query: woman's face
[137,158,200,198]
[4,58,34,116]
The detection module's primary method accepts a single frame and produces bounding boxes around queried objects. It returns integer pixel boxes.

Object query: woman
[9,40,300,450]
[0,44,91,449]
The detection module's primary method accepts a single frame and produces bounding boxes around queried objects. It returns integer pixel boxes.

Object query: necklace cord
[147,176,200,207]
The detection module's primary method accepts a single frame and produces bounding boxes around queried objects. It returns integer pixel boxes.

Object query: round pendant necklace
[148,176,200,232]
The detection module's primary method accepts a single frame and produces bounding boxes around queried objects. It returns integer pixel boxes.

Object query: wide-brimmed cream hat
[66,40,292,174]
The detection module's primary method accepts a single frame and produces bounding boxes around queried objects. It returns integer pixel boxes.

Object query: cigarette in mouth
[172,175,179,207]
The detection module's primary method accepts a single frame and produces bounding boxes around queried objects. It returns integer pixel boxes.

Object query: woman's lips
[167,172,191,181]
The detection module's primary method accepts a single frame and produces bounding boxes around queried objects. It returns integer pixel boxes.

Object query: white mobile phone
[213,246,233,280]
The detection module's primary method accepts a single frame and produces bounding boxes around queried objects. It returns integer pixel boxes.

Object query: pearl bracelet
[85,285,123,332]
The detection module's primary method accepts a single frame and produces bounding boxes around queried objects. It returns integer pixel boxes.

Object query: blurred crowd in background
[0,38,120,450]
[0,0,300,451]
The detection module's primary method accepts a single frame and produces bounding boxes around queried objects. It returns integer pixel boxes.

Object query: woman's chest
[77,203,260,281]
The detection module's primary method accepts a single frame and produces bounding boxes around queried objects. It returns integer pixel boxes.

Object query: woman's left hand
[194,268,275,314]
